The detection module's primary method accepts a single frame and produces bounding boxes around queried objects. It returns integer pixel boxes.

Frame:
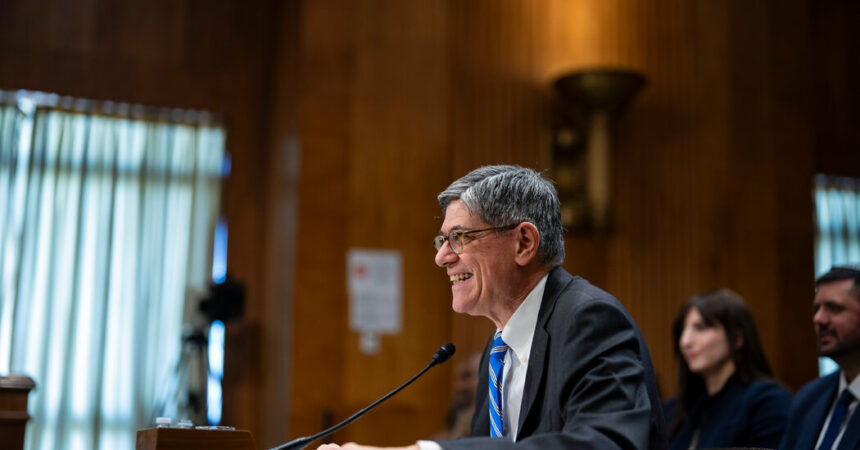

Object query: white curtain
[815,174,860,272]
[813,173,860,375]
[0,102,225,450]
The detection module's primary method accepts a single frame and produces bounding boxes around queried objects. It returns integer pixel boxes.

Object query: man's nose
[435,242,457,267]
[813,308,826,326]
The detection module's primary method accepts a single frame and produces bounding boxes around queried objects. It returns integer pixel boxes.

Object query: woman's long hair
[668,289,774,437]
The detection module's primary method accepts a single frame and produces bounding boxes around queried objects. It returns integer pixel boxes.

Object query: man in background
[780,266,860,450]
[320,165,666,449]
[429,352,481,441]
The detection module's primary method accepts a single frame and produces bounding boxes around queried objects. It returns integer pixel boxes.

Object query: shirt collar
[499,274,548,365]
[840,370,860,400]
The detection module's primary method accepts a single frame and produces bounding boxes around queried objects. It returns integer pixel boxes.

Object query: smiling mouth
[449,273,473,285]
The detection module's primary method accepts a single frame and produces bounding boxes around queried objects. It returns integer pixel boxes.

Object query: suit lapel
[800,374,839,449]
[837,392,860,450]
[517,318,548,436]
[517,267,569,436]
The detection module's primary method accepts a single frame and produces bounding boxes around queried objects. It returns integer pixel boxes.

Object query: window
[207,217,229,425]
[0,90,226,450]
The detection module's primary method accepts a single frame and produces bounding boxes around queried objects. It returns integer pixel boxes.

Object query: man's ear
[513,222,541,267]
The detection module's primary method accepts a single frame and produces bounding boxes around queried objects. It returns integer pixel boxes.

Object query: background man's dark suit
[440,266,667,450]
[780,372,860,450]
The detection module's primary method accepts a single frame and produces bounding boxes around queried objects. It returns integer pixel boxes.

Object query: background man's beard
[818,328,860,359]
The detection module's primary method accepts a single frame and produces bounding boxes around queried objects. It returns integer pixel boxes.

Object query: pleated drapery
[0,96,225,450]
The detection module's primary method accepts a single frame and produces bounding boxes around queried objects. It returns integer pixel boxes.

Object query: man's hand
[316,443,419,450]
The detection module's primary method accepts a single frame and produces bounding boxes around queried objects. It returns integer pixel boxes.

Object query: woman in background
[664,289,791,450]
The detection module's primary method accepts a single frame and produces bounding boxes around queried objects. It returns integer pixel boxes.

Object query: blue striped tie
[488,331,508,438]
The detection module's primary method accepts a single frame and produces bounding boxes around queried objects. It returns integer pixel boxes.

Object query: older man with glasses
[319,165,667,450]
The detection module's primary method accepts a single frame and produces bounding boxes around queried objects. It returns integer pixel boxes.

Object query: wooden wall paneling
[447,0,551,175]
[764,0,817,389]
[724,0,779,325]
[287,0,355,445]
[811,1,860,177]
[0,0,99,56]
[342,0,451,444]
[724,0,817,391]
[256,0,301,447]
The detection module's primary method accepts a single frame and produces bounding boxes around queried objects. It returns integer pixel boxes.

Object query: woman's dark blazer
[664,376,791,450]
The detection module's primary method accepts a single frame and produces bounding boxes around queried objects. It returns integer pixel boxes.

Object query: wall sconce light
[552,68,646,232]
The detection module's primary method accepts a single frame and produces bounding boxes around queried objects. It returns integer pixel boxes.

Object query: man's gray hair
[438,165,565,266]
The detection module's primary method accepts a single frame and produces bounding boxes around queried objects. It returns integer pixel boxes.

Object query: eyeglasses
[432,224,518,254]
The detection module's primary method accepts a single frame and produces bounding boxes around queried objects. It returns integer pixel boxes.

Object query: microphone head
[430,343,456,366]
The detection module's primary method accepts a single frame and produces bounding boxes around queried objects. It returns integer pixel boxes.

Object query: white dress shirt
[496,273,546,440]
[814,371,860,450]
[418,274,548,449]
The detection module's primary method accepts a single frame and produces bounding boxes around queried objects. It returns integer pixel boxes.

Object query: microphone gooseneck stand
[270,343,456,450]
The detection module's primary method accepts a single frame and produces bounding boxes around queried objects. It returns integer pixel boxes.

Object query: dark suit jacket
[664,376,791,450]
[440,267,667,449]
[780,371,860,450]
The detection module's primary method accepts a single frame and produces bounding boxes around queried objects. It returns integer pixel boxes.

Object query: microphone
[270,343,456,450]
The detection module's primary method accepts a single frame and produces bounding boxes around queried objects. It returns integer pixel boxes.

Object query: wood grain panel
[287,3,355,446]
[447,0,551,174]
[811,1,860,177]
[287,0,455,446]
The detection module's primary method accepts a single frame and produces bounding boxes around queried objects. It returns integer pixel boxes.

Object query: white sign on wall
[347,249,403,354]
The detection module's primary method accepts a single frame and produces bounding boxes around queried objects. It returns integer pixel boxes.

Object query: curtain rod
[0,89,224,127]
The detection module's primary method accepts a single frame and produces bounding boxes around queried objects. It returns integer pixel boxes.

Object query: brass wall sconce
[552,68,646,232]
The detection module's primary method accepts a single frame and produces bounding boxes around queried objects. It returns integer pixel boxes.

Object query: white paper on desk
[347,248,402,335]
